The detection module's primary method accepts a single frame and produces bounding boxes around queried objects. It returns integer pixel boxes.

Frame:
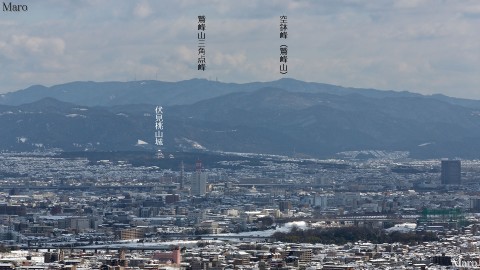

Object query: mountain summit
[2,79,480,158]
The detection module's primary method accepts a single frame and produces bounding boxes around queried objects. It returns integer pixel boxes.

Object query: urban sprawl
[0,151,479,269]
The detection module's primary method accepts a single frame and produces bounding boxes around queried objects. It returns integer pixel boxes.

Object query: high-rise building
[470,197,480,211]
[191,160,207,196]
[279,200,292,213]
[179,160,185,190]
[441,160,461,185]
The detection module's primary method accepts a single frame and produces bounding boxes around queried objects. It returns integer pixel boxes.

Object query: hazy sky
[0,0,479,98]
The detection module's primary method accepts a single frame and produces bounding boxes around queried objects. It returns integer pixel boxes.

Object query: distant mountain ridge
[167,88,480,158]
[0,98,152,151]
[2,84,480,159]
[4,78,478,108]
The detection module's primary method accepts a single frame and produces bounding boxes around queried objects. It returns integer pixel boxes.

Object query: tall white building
[191,172,207,196]
[191,160,207,196]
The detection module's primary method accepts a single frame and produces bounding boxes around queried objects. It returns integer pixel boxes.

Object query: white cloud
[133,1,152,18]
[212,52,246,67]
[393,0,427,8]
[11,35,65,55]
[176,45,196,63]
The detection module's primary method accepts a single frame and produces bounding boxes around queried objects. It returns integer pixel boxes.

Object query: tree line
[273,226,438,245]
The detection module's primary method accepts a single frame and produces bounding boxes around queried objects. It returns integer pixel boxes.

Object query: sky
[0,0,479,98]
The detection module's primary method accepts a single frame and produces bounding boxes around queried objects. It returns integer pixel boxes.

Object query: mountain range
[2,78,480,159]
